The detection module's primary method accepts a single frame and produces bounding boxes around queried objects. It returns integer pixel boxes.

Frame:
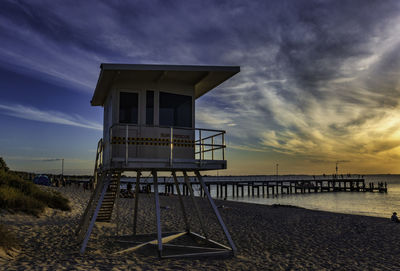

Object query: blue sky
[1,0,400,175]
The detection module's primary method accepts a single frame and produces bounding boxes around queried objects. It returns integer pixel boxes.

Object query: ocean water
[220,175,400,219]
[121,175,400,219]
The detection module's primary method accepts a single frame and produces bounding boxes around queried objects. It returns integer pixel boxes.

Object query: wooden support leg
[152,171,162,257]
[195,171,237,255]
[133,171,141,236]
[183,171,208,238]
[172,171,190,232]
[80,174,111,254]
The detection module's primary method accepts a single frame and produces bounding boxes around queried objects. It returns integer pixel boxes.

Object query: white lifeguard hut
[76,63,240,258]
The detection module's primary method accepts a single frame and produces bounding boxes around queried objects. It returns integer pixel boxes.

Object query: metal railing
[107,124,226,165]
[195,128,225,161]
[92,138,103,188]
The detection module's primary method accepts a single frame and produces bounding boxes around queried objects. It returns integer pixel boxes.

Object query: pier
[119,176,388,198]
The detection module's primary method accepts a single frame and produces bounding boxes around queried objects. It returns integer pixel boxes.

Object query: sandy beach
[2,185,400,270]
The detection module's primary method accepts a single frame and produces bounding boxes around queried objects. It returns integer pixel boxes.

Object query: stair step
[86,174,120,225]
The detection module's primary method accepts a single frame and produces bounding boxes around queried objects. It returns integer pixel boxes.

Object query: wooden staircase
[76,139,122,248]
[96,173,120,222]
[76,170,121,252]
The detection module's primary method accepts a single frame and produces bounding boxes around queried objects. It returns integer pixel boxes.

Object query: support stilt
[79,170,236,258]
[133,171,141,235]
[183,171,208,239]
[195,171,237,254]
[76,171,103,239]
[80,173,111,254]
[172,171,190,232]
[152,171,163,257]
[115,172,121,235]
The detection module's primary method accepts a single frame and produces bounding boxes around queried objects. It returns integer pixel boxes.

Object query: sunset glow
[1,1,400,174]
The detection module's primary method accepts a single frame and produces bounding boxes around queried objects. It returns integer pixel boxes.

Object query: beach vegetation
[0,157,9,172]
[0,157,71,251]
[0,157,71,215]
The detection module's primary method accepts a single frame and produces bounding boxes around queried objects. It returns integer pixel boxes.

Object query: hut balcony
[101,124,226,171]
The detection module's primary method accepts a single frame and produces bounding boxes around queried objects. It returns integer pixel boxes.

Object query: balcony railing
[107,124,226,166]
[195,128,225,161]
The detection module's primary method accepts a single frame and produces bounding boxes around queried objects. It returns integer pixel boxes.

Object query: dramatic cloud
[1,0,400,173]
[0,103,102,130]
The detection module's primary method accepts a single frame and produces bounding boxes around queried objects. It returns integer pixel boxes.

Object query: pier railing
[116,177,387,199]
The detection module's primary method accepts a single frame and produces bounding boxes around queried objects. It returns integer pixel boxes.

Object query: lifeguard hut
[76,63,240,258]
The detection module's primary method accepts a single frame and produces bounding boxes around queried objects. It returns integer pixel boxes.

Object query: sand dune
[2,185,400,270]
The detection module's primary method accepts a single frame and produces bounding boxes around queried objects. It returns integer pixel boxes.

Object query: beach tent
[33,175,51,186]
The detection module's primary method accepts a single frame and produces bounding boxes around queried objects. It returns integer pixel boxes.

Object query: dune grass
[0,157,71,251]
[0,169,71,216]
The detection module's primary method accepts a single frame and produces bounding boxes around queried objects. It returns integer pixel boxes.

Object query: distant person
[391,212,399,223]
[127,182,132,192]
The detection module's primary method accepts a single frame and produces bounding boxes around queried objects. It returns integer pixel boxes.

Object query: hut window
[159,92,192,128]
[146,91,154,125]
[119,92,138,124]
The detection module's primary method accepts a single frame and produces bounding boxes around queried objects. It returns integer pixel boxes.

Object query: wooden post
[262,182,265,197]
[224,184,228,199]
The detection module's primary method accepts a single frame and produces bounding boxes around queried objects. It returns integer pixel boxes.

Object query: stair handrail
[92,138,103,189]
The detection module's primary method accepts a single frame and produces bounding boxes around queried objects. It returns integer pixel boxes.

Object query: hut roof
[91,63,240,106]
